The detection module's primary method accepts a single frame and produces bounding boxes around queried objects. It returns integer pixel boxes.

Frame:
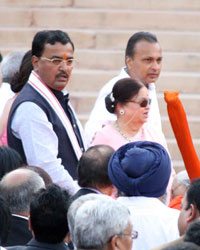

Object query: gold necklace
[114,120,132,142]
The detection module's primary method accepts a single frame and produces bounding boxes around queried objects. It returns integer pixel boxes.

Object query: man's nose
[151,61,160,71]
[59,61,69,71]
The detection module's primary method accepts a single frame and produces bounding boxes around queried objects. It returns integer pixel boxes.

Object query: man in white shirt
[0,51,25,117]
[85,31,163,145]
[7,30,85,195]
[108,141,180,250]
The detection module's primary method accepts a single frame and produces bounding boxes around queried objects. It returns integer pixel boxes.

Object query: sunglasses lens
[140,100,148,107]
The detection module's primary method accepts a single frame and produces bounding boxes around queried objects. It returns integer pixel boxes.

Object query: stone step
[167,139,200,161]
[1,0,200,11]
[160,94,200,117]
[68,70,200,94]
[2,45,200,74]
[74,0,200,11]
[74,50,200,72]
[70,94,200,121]
[1,8,200,31]
[162,116,200,139]
[0,0,72,7]
[1,28,200,53]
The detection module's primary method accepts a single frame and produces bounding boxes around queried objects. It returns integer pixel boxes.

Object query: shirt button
[81,147,84,152]
[73,124,76,129]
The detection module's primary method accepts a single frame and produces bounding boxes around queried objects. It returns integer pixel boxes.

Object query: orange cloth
[164,91,200,180]
[169,195,183,210]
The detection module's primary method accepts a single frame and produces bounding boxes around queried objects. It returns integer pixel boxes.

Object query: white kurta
[118,196,180,250]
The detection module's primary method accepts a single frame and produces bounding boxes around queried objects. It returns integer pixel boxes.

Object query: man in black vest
[7,30,85,195]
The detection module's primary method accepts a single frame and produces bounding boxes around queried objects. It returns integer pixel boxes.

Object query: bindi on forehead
[62,54,67,60]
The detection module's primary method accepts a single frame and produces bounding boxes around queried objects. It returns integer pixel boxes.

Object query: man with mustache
[7,30,85,194]
[85,31,163,145]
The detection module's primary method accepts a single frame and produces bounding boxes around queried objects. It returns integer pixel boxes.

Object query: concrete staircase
[1,0,200,172]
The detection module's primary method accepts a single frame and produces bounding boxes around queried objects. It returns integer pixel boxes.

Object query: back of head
[0,146,23,180]
[73,197,131,249]
[30,184,70,244]
[185,178,200,213]
[10,50,33,93]
[78,145,115,188]
[108,141,171,197]
[0,52,2,63]
[125,31,158,58]
[0,168,45,213]
[0,195,11,244]
[68,193,109,243]
[32,30,74,58]
[171,170,190,200]
[162,242,200,250]
[24,165,53,187]
[1,51,25,83]
[105,77,144,114]
[175,170,190,188]
[184,219,200,246]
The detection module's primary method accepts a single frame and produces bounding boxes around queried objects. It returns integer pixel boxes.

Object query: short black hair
[125,31,158,59]
[30,184,70,244]
[10,50,33,93]
[0,195,11,244]
[0,146,23,180]
[184,219,200,246]
[78,145,115,188]
[32,30,74,58]
[185,178,200,211]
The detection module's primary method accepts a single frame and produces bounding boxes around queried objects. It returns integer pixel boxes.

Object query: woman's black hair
[10,50,33,93]
[105,78,144,114]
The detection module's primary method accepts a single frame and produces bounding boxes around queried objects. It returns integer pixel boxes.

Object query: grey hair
[0,168,45,213]
[175,170,190,187]
[1,51,25,82]
[73,197,131,249]
[68,194,112,243]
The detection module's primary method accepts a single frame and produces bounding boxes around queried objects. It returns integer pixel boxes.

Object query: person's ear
[28,216,33,232]
[126,56,133,71]
[32,55,39,72]
[187,204,200,223]
[110,235,120,250]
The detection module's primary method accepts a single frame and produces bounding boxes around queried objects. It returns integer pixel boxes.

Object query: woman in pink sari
[91,78,176,204]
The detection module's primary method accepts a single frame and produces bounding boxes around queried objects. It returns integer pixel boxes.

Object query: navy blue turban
[108,141,171,197]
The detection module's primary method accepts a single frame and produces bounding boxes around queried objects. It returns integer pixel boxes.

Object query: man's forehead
[42,42,74,56]
[134,40,162,55]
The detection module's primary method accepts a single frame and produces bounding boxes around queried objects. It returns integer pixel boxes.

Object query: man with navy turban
[108,141,180,250]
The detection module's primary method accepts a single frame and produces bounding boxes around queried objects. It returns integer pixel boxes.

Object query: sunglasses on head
[125,98,151,108]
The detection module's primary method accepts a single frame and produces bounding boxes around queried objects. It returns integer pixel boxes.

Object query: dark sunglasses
[125,98,151,108]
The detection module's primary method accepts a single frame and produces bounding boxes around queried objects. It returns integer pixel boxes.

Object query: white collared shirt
[11,101,79,195]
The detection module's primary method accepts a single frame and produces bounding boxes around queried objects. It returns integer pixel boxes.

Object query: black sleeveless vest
[7,83,82,180]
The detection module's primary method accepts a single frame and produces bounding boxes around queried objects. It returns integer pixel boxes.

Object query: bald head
[1,168,43,187]
[0,168,45,213]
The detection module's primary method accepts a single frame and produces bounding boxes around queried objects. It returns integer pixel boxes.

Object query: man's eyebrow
[50,56,74,59]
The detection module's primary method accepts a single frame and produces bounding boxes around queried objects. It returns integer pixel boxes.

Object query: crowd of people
[0,29,199,250]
